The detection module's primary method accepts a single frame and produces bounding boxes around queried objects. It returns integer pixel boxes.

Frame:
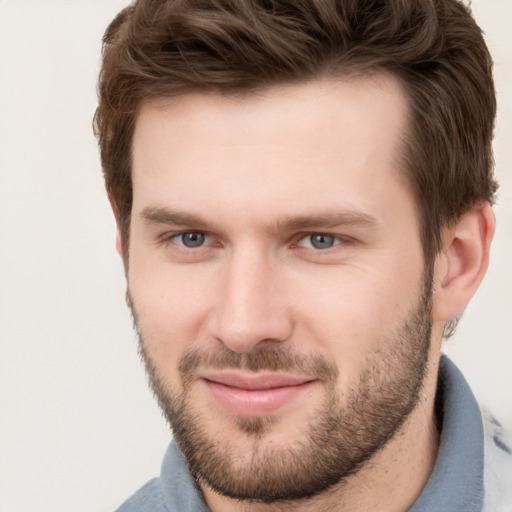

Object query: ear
[433,203,495,323]
[115,227,123,258]
[108,193,124,259]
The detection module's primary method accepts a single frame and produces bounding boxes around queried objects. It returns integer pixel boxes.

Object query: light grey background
[0,1,510,511]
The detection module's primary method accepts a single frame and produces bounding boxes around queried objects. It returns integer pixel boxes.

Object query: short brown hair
[94,0,497,265]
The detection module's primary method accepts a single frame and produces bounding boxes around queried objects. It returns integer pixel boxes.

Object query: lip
[200,372,316,416]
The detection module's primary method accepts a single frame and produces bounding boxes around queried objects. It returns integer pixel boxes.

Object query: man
[94,0,512,510]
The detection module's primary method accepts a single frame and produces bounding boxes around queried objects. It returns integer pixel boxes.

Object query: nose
[208,246,293,353]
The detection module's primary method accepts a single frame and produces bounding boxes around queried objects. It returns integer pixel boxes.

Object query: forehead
[131,76,412,225]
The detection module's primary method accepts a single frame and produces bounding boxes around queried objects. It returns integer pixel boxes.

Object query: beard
[131,268,434,504]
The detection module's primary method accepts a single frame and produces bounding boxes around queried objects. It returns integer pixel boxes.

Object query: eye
[298,233,340,250]
[174,231,207,248]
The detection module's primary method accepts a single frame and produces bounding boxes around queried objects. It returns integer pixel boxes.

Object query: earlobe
[115,229,123,258]
[433,203,495,323]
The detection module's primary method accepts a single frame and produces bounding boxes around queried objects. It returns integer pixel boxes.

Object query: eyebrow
[270,211,380,232]
[140,206,380,232]
[141,207,216,229]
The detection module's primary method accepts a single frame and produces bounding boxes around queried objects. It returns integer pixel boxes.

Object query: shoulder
[112,440,209,512]
[481,408,512,512]
[114,478,167,512]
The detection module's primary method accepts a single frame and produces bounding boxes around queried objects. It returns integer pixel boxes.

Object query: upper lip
[200,372,315,390]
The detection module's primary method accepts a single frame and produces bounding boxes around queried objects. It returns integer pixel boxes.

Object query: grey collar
[408,356,484,512]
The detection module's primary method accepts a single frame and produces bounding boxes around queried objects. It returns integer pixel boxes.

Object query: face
[127,77,433,502]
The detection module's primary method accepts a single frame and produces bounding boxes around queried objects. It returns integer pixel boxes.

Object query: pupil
[182,232,205,248]
[310,234,334,250]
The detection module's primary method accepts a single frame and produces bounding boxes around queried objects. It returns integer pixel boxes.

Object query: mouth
[199,372,317,416]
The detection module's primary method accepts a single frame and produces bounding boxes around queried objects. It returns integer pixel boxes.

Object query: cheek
[291,262,424,380]
[294,282,382,360]
[128,255,216,379]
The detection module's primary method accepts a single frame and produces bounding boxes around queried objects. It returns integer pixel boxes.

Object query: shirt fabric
[114,357,512,512]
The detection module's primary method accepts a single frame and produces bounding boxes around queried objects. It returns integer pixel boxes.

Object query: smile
[200,372,317,416]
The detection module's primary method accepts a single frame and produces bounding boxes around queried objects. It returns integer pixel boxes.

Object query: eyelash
[161,231,352,252]
[295,233,349,250]
[163,231,214,249]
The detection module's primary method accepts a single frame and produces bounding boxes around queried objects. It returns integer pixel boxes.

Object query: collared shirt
[114,357,512,512]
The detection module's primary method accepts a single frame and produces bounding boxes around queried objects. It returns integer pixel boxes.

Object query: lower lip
[203,380,315,416]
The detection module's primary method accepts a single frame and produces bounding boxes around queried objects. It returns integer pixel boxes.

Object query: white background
[0,1,510,511]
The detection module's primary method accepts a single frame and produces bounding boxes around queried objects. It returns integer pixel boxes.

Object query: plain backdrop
[0,1,510,511]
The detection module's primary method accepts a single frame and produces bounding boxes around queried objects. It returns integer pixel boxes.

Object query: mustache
[178,345,338,386]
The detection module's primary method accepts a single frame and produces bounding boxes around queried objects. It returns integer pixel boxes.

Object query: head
[94,0,497,272]
[94,0,497,505]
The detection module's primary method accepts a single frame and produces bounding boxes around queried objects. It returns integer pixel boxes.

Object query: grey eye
[180,232,206,248]
[309,234,335,250]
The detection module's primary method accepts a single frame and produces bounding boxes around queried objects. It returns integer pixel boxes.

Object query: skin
[122,75,495,512]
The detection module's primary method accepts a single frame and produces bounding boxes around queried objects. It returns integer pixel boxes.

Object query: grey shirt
[114,357,510,512]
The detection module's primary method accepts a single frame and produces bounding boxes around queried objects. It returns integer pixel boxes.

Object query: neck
[202,356,441,512]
